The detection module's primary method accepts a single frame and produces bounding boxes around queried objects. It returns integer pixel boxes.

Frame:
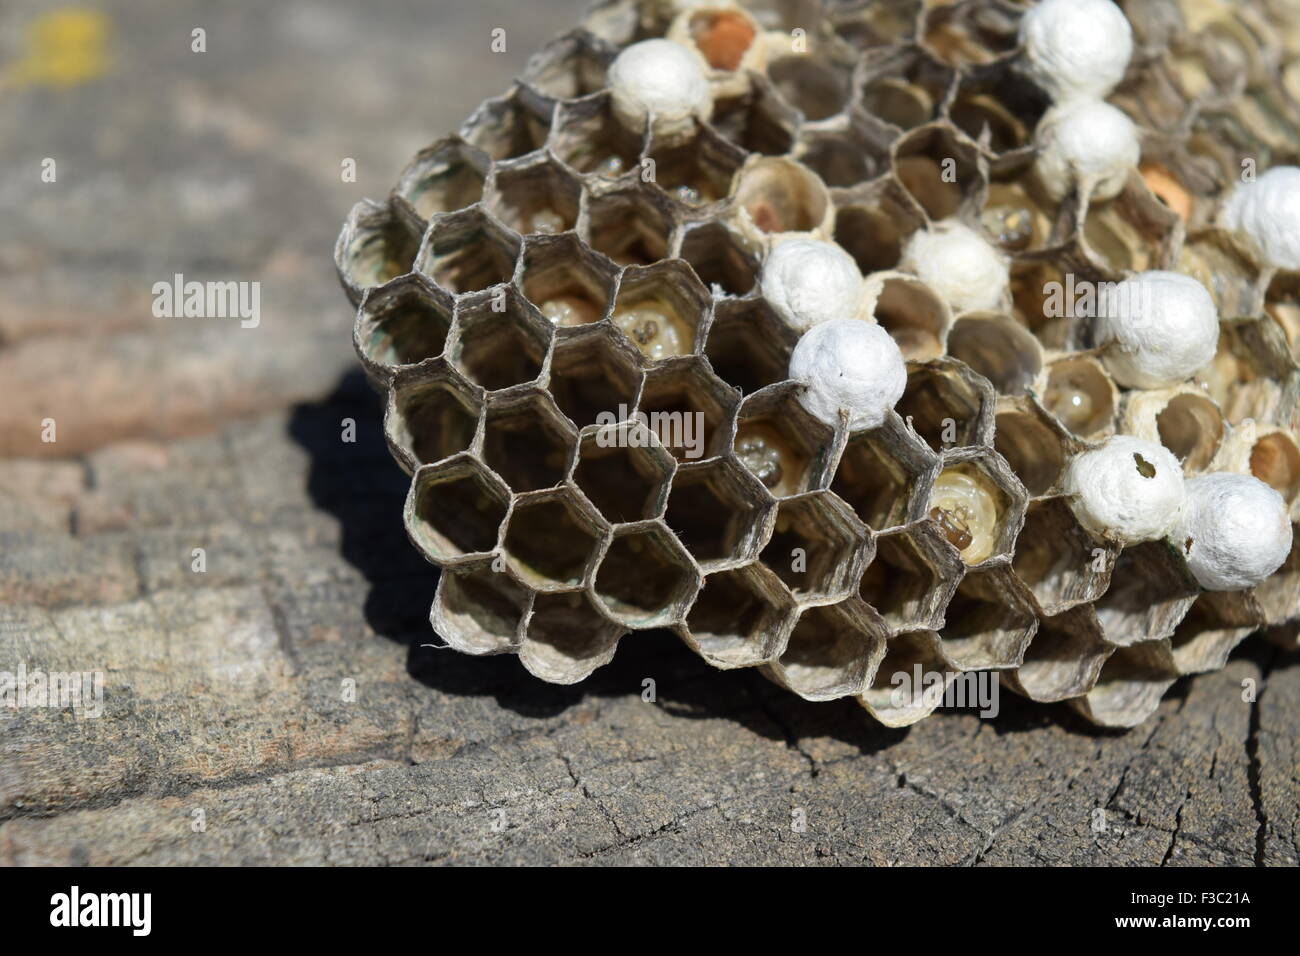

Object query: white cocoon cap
[1065,435,1186,545]
[900,221,1009,314]
[1094,271,1219,389]
[1034,99,1140,201]
[788,319,906,432]
[761,238,866,331]
[607,39,712,141]
[1220,166,1300,271]
[1170,472,1293,591]
[1019,0,1134,102]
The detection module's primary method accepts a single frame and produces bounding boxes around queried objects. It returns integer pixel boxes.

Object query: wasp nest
[336,0,1300,730]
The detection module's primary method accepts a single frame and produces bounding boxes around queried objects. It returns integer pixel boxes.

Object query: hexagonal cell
[393,137,489,225]
[550,92,643,178]
[664,456,773,570]
[1169,590,1264,676]
[767,53,852,121]
[871,274,952,361]
[979,175,1058,255]
[1007,605,1112,704]
[832,0,922,51]
[759,491,872,603]
[1202,319,1295,426]
[1241,428,1300,508]
[486,153,582,236]
[1080,178,1181,278]
[947,314,1044,396]
[1041,355,1118,440]
[830,415,939,532]
[678,562,796,669]
[547,324,643,428]
[1011,495,1117,616]
[703,297,797,395]
[896,359,995,452]
[517,232,617,328]
[856,45,953,132]
[517,30,613,105]
[674,5,761,72]
[926,452,1025,566]
[353,274,454,381]
[611,260,710,362]
[644,124,747,207]
[734,384,838,498]
[732,156,832,238]
[593,521,700,628]
[449,289,551,391]
[1094,542,1200,647]
[1009,257,1072,347]
[832,178,927,274]
[796,125,888,189]
[678,220,760,298]
[770,597,888,701]
[502,487,606,591]
[573,421,675,523]
[460,90,551,162]
[1073,639,1179,729]
[1122,387,1226,475]
[405,454,510,563]
[415,206,521,295]
[482,390,577,493]
[519,590,625,684]
[1254,522,1300,627]
[709,73,801,156]
[948,70,1044,158]
[937,564,1038,671]
[636,356,739,462]
[993,397,1077,497]
[1264,269,1300,362]
[859,629,953,727]
[858,521,964,632]
[386,361,481,471]
[584,186,675,266]
[921,2,1018,68]
[430,556,531,655]
[335,199,422,304]
[892,124,983,220]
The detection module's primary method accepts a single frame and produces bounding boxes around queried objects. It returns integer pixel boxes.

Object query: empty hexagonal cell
[1010,258,1072,347]
[947,314,1045,396]
[664,456,773,570]
[593,521,700,628]
[710,73,801,156]
[354,275,454,380]
[450,290,551,391]
[896,359,995,452]
[386,362,481,470]
[335,199,422,303]
[948,72,1042,157]
[871,274,952,361]
[767,53,852,121]
[460,90,551,161]
[1203,320,1295,426]
[1264,269,1300,362]
[1123,387,1226,474]
[519,590,625,684]
[678,562,796,668]
[393,138,489,224]
[517,232,617,328]
[573,421,675,523]
[1094,541,1200,647]
[547,325,643,428]
[517,30,613,104]
[893,124,983,220]
[550,93,643,178]
[502,488,606,591]
[1169,590,1264,676]
[405,454,510,563]
[416,206,521,295]
[833,179,927,274]
[796,125,887,189]
[1041,355,1118,440]
[678,220,760,298]
[636,356,738,462]
[1081,179,1180,277]
[833,0,922,51]
[734,384,838,498]
[1073,639,1179,729]
[859,630,953,727]
[857,45,952,132]
[770,597,888,701]
[1238,428,1300,508]
[644,124,747,207]
[585,186,675,266]
[486,153,582,236]
[1007,605,1112,704]
[993,397,1076,497]
[937,564,1038,671]
[921,2,1018,67]
[926,453,1025,566]
[430,557,531,655]
[482,390,577,492]
[1011,495,1117,616]
[831,417,938,532]
[703,297,797,395]
[858,519,964,633]
[759,491,872,603]
[732,156,832,238]
[611,260,709,362]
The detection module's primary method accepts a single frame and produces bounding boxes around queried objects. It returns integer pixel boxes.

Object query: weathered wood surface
[0,0,1297,866]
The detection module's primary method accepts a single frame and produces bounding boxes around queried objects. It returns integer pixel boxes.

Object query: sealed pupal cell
[678,562,796,669]
[831,415,940,532]
[611,259,710,361]
[703,296,798,394]
[482,389,578,493]
[386,361,481,472]
[1171,472,1293,591]
[1093,271,1220,390]
[769,597,888,700]
[857,521,964,633]
[393,137,489,226]
[759,491,872,603]
[1072,639,1179,730]
[858,629,953,727]
[1219,166,1300,271]
[353,275,455,383]
[731,155,834,242]
[789,320,908,432]
[1011,495,1118,616]
[607,38,713,144]
[1032,99,1140,203]
[415,206,521,295]
[593,520,701,628]
[663,456,774,570]
[572,420,676,524]
[946,312,1045,395]
[517,233,617,328]
[486,153,582,236]
[1007,605,1112,703]
[900,220,1010,315]
[519,590,625,684]
[501,486,607,591]
[636,355,738,461]
[760,237,869,331]
[734,383,838,498]
[1042,354,1118,439]
[335,198,422,305]
[405,453,511,563]
[1018,0,1133,103]
[937,564,1038,671]
[1253,523,1300,627]
[1121,386,1226,474]
[1064,436,1186,546]
[430,556,531,656]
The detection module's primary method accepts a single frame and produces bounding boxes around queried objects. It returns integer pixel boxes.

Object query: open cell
[636,357,738,462]
[406,455,510,562]
[518,233,617,328]
[772,598,887,701]
[547,326,644,428]
[734,384,838,498]
[1011,495,1116,616]
[678,563,796,668]
[703,297,797,395]
[431,557,531,655]
[416,206,521,295]
[519,590,625,684]
[937,564,1037,670]
[857,522,963,632]
[758,491,871,603]
[830,417,938,531]
[573,421,675,523]
[502,489,606,590]
[482,390,577,492]
[387,363,481,469]
[664,456,772,570]
[394,137,489,224]
[594,522,700,628]
[450,292,551,391]
[354,276,454,377]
